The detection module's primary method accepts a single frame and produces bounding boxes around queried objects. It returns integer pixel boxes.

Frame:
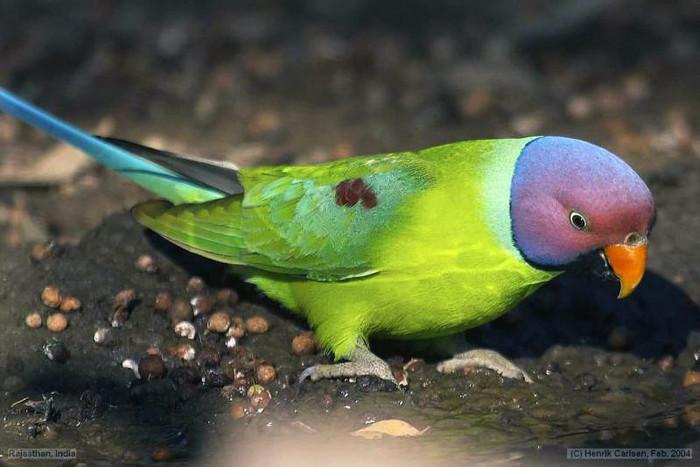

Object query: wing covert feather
[133,154,431,280]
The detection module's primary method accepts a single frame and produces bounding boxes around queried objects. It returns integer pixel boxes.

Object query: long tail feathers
[0,87,241,205]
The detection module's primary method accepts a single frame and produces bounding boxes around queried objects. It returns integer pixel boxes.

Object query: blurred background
[0,0,698,247]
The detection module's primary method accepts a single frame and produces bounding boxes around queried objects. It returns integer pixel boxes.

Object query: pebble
[59,296,81,313]
[174,321,196,340]
[154,292,173,312]
[139,355,166,380]
[292,331,317,355]
[43,338,69,363]
[170,299,194,324]
[47,313,68,333]
[41,286,62,308]
[135,254,157,273]
[256,362,276,384]
[574,373,597,391]
[201,367,228,387]
[207,311,231,333]
[25,312,42,328]
[245,316,269,334]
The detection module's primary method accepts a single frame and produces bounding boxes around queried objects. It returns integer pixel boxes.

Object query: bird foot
[299,339,400,387]
[436,348,533,383]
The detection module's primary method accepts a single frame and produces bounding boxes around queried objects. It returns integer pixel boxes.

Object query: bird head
[510,136,655,298]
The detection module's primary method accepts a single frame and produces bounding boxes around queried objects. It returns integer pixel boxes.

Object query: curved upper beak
[602,237,648,299]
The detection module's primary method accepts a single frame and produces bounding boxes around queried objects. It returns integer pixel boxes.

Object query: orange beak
[603,240,648,299]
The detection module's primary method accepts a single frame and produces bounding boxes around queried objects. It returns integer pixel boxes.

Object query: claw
[298,365,319,384]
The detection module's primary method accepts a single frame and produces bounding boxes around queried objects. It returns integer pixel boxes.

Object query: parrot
[0,87,655,385]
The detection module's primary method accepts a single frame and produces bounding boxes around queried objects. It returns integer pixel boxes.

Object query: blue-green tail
[0,87,233,205]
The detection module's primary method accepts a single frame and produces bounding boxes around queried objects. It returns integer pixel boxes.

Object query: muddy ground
[0,1,699,465]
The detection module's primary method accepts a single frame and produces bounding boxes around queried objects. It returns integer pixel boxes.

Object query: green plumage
[134,138,558,359]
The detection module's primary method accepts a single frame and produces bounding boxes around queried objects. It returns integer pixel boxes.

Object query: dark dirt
[1,0,699,465]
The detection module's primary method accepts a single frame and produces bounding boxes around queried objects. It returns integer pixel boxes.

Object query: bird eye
[569,211,588,230]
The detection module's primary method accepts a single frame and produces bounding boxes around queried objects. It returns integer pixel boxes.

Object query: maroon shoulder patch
[335,178,378,209]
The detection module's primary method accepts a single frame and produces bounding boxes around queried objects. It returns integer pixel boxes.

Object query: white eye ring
[569,211,588,230]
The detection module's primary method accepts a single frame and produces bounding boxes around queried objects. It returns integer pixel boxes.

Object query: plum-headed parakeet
[0,88,654,384]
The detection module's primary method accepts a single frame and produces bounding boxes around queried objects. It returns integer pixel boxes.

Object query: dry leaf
[350,419,430,439]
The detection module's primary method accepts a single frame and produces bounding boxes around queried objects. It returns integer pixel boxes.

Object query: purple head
[511,137,655,296]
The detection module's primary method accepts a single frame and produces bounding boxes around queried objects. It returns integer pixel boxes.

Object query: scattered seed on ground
[245,316,269,334]
[41,286,62,308]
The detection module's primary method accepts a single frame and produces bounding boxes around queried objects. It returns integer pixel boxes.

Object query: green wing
[133,153,431,280]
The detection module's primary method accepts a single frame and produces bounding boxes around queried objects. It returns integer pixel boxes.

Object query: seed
[247,384,272,412]
[245,316,269,334]
[30,242,52,260]
[59,296,81,313]
[41,286,62,308]
[322,394,334,410]
[216,288,239,307]
[191,295,213,316]
[186,276,205,293]
[167,342,196,361]
[151,445,172,462]
[196,346,222,367]
[657,355,674,372]
[122,358,140,378]
[170,299,193,324]
[227,316,246,338]
[207,312,231,333]
[113,289,137,310]
[25,312,42,328]
[292,331,317,355]
[174,321,196,340]
[93,327,110,344]
[46,313,68,333]
[255,362,276,384]
[135,254,157,273]
[231,400,251,419]
[154,292,172,312]
[139,355,166,380]
[112,289,136,327]
[684,371,700,388]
